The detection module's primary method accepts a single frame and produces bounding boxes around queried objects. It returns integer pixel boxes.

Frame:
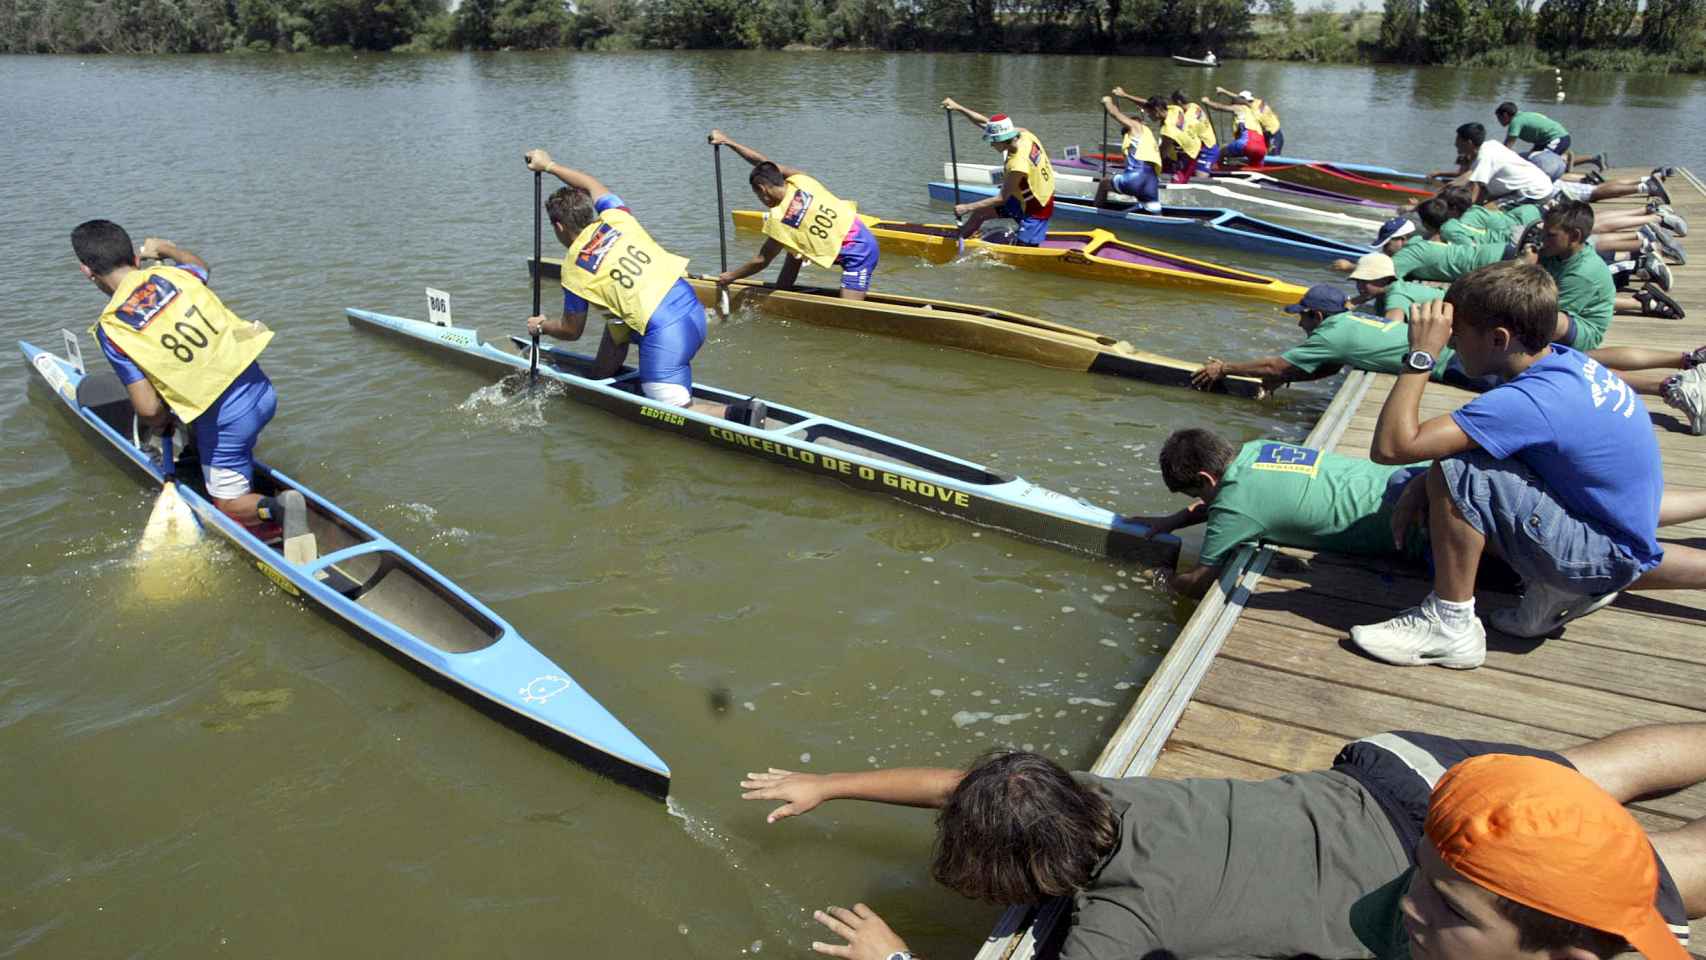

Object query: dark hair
[544,186,596,236]
[1543,198,1595,242]
[749,161,787,190]
[1417,197,1454,233]
[71,219,135,275]
[931,750,1119,904]
[1495,100,1519,118]
[1445,261,1557,353]
[1170,89,1187,105]
[1456,122,1486,146]
[1144,96,1168,114]
[1439,185,1475,217]
[1494,896,1629,959]
[1159,428,1237,493]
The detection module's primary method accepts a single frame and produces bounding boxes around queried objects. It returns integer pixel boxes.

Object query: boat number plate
[426,287,453,327]
[62,329,85,375]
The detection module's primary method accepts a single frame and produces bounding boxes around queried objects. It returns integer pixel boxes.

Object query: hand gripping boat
[344,307,1183,569]
[731,210,1310,306]
[529,256,1264,399]
[20,338,669,798]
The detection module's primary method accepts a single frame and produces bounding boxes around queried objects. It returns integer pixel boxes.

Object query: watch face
[1406,351,1435,371]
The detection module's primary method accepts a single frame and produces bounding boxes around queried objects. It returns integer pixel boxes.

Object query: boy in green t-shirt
[1495,100,1576,167]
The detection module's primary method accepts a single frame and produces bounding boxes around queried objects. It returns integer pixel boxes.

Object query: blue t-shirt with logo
[1450,345,1663,570]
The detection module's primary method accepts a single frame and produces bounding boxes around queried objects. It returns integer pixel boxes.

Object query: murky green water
[2,50,1700,957]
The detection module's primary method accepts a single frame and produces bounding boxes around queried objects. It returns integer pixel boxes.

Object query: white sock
[1637,179,1652,196]
[1426,592,1477,631]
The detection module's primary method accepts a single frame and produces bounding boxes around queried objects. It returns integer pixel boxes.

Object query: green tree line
[1,0,1700,70]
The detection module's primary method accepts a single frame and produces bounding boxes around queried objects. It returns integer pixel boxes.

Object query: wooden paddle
[944,106,966,254]
[712,143,731,318]
[530,169,541,380]
[137,425,202,551]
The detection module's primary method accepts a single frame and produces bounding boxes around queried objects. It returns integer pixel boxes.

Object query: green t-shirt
[1376,279,1446,318]
[1543,244,1615,351]
[1281,311,1456,380]
[1507,110,1569,147]
[1390,240,1509,282]
[1199,440,1420,568]
[1437,218,1489,246]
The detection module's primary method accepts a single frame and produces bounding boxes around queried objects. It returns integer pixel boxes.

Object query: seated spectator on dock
[741,723,1705,960]
[1188,284,1483,395]
[1351,261,1706,668]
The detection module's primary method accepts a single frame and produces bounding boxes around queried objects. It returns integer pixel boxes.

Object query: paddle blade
[139,481,203,552]
[718,287,731,319]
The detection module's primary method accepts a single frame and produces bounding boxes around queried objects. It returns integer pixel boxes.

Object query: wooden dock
[977,168,1706,959]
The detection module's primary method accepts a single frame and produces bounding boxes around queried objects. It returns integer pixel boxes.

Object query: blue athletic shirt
[1450,345,1663,571]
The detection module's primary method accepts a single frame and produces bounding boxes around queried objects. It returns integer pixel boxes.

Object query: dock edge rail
[971,370,1377,960]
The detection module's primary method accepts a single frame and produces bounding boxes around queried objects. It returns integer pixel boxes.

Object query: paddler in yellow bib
[72,219,297,539]
[1200,89,1268,167]
[941,97,1056,246]
[709,130,880,301]
[1175,90,1221,173]
[522,149,764,423]
[1095,93,1166,214]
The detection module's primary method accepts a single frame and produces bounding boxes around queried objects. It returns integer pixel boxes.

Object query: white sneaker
[1350,601,1487,669]
[1663,367,1706,436]
[1659,210,1688,238]
[1489,580,1619,638]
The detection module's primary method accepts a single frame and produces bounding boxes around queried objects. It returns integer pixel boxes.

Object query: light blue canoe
[346,307,1182,569]
[927,181,1371,264]
[1257,155,1429,182]
[21,338,669,797]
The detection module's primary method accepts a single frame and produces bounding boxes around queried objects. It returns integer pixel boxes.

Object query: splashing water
[456,376,564,432]
[135,483,203,558]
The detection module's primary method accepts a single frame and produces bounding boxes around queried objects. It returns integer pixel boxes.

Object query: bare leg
[837,287,867,301]
[1593,232,1645,256]
[1562,723,1706,803]
[1619,369,1676,396]
[215,493,264,525]
[1629,543,1706,590]
[1595,210,1659,233]
[1661,488,1706,525]
[1590,179,1644,202]
[1591,346,1687,370]
[1428,462,1484,602]
[1652,820,1706,918]
[957,205,997,239]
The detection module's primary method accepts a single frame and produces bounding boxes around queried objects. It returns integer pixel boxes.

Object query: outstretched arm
[1192,355,1324,390]
[1100,96,1143,133]
[524,148,610,199]
[740,766,964,823]
[137,237,208,274]
[941,97,991,128]
[1199,96,1236,112]
[719,238,786,286]
[707,130,804,178]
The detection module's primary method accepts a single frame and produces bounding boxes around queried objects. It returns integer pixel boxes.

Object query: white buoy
[1556,91,1566,101]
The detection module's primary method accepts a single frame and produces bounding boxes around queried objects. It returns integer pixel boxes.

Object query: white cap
[1237,89,1255,101]
[983,114,1019,143]
[1349,253,1397,281]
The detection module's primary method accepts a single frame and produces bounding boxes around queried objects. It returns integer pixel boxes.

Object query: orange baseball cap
[1425,754,1687,960]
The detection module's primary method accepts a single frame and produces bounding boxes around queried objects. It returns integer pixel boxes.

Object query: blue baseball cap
[1375,216,1416,247]
[1284,284,1351,314]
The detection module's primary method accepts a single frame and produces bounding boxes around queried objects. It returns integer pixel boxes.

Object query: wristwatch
[1402,350,1436,373]
[886,953,914,960]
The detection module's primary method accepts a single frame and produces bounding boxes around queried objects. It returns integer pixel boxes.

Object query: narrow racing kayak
[1171,55,1218,66]
[945,162,1381,237]
[345,307,1184,568]
[528,258,1262,398]
[21,337,669,797]
[1239,163,1433,205]
[732,210,1310,305]
[927,181,1372,264]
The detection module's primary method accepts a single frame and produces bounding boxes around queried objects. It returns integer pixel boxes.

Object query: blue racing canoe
[21,338,669,797]
[346,307,1182,568]
[927,181,1371,264]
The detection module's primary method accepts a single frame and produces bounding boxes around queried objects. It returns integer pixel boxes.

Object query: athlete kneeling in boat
[740,724,1706,960]
[523,149,761,422]
[941,97,1056,246]
[1094,94,1164,214]
[708,131,879,301]
[1201,89,1267,168]
[72,220,296,540]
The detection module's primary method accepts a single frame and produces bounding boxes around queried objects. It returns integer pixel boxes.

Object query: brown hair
[1543,198,1596,243]
[544,186,596,236]
[1495,897,1629,959]
[1444,261,1558,353]
[1159,428,1237,493]
[72,219,135,275]
[931,751,1120,904]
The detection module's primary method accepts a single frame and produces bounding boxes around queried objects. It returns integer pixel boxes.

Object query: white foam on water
[456,377,563,432]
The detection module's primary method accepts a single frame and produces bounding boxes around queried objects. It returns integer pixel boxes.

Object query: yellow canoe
[731,211,1310,306]
[528,258,1263,398]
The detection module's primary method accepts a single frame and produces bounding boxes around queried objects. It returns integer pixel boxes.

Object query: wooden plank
[1168,700,1347,770]
[1150,742,1285,781]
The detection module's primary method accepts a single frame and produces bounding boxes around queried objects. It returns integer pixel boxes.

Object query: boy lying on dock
[1351,261,1706,667]
[741,723,1705,960]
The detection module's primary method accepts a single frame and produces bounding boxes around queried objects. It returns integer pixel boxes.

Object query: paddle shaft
[1101,111,1108,181]
[712,144,732,316]
[530,170,541,378]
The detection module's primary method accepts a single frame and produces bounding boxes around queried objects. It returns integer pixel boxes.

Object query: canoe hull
[347,307,1183,568]
[927,181,1370,263]
[20,339,669,797]
[1243,163,1431,205]
[730,210,1309,306]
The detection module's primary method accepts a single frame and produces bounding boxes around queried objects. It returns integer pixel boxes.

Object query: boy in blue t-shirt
[1350,260,1706,669]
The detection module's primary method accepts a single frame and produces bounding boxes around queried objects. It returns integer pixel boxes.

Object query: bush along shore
[1,0,1701,73]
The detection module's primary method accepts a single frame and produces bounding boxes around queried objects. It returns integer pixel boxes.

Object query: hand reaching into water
[811,904,911,960]
[740,768,830,823]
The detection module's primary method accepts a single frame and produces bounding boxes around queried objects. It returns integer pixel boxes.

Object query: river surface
[1,51,1700,957]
